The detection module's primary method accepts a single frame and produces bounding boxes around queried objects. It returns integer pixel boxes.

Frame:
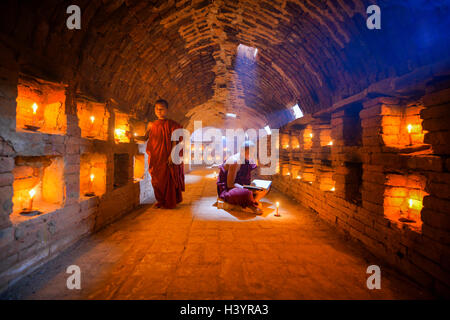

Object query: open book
[243,179,272,191]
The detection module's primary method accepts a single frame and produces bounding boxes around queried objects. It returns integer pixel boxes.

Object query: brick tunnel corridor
[1,168,431,300]
[1,0,450,301]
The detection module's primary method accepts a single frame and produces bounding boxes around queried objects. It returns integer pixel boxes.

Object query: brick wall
[0,45,152,293]
[271,85,450,297]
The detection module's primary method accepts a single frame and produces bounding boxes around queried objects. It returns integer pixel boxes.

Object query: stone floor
[1,168,432,299]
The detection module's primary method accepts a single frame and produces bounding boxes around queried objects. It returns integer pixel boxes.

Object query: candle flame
[331,187,335,191]
[90,116,95,123]
[296,175,301,179]
[276,202,279,208]
[29,189,36,199]
[32,103,38,114]
[115,128,126,136]
[90,174,95,182]
[407,124,412,133]
[309,133,313,138]
[328,141,333,146]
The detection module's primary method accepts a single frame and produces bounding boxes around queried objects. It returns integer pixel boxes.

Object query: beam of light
[292,104,303,119]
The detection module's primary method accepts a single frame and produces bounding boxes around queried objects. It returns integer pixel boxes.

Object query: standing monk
[145,99,185,208]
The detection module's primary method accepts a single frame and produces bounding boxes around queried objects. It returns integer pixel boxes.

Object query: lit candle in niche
[31,103,39,127]
[32,103,38,115]
[309,133,313,138]
[407,124,413,145]
[89,173,95,193]
[330,187,335,192]
[296,175,301,180]
[28,189,36,210]
[275,202,280,217]
[115,128,126,142]
[286,172,291,177]
[328,141,333,146]
[90,115,95,124]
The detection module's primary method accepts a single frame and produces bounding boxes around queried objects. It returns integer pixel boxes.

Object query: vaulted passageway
[1,168,430,299]
[1,0,450,299]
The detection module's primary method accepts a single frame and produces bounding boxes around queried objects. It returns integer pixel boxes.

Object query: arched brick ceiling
[1,0,449,130]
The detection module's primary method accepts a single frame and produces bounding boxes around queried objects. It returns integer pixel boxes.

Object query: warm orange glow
[296,175,301,180]
[286,172,290,176]
[115,128,126,142]
[331,187,335,191]
[407,124,412,133]
[31,103,38,115]
[134,132,138,136]
[90,115,95,123]
[276,202,279,208]
[90,174,95,182]
[328,141,333,146]
[283,144,290,149]
[408,198,422,211]
[309,133,313,138]
[29,189,36,199]
[295,145,300,149]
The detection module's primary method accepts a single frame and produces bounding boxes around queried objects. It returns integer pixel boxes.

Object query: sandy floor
[1,168,432,299]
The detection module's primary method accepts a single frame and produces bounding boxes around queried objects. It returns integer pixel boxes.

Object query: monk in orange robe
[145,99,185,208]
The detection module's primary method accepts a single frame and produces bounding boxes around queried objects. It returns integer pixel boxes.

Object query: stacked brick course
[0,54,150,293]
[272,77,450,296]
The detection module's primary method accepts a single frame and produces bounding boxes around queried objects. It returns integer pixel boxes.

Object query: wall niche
[114,153,130,188]
[77,98,110,140]
[114,111,131,143]
[12,156,64,216]
[344,162,362,205]
[134,154,146,181]
[16,76,67,135]
[343,103,363,146]
[384,173,428,232]
[80,153,107,197]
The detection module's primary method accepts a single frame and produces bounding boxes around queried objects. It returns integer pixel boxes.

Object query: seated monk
[216,141,269,214]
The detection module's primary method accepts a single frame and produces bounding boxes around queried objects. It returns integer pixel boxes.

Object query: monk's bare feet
[153,202,162,208]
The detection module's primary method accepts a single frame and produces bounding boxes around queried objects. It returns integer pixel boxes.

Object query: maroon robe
[217,160,258,208]
[146,119,185,208]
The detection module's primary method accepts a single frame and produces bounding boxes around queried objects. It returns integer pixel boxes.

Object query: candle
[275,202,280,217]
[328,141,333,146]
[407,124,413,145]
[32,103,38,114]
[296,175,301,180]
[407,124,412,133]
[90,116,95,123]
[331,187,335,191]
[28,189,36,210]
[309,133,313,138]
[90,173,95,190]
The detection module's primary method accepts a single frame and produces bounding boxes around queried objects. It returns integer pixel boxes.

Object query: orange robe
[146,119,184,208]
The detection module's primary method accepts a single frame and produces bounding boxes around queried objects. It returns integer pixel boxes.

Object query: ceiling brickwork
[1,0,449,129]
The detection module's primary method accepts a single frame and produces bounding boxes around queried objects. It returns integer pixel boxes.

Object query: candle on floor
[275,201,280,217]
